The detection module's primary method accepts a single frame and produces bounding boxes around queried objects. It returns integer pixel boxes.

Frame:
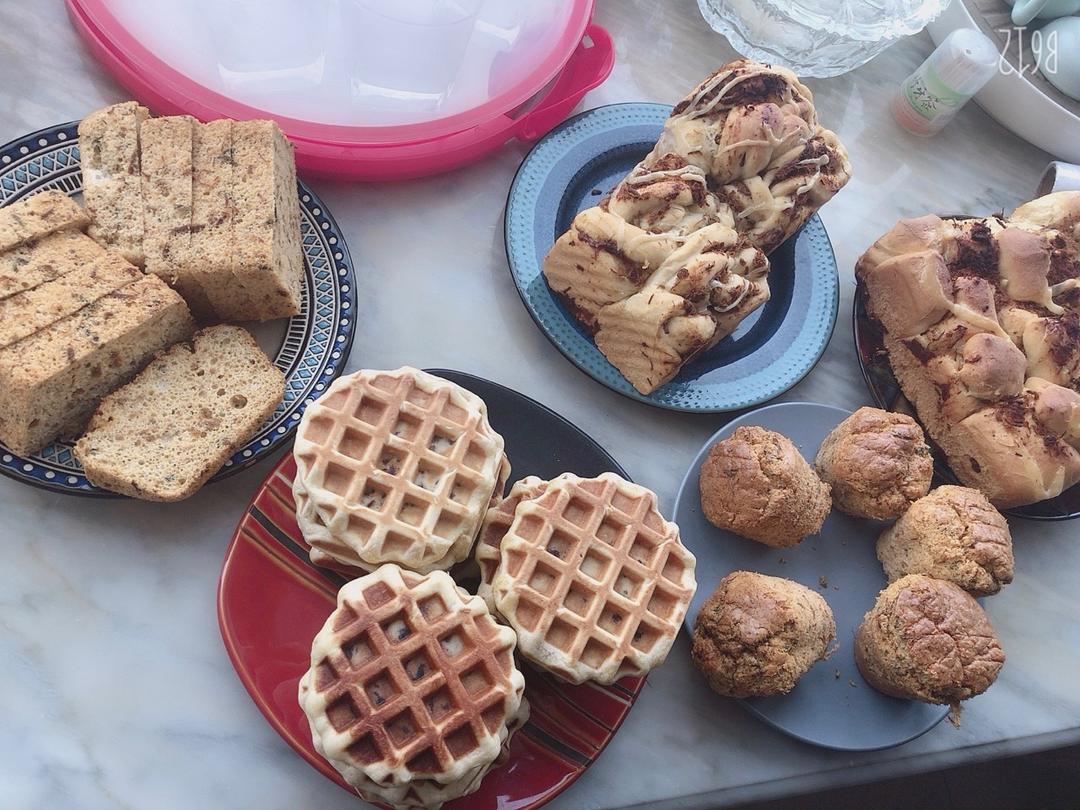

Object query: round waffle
[491,472,697,684]
[293,367,507,571]
[296,453,511,574]
[345,698,529,810]
[474,475,552,612]
[299,564,526,797]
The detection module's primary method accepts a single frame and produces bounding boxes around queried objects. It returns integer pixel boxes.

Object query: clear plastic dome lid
[77,0,587,138]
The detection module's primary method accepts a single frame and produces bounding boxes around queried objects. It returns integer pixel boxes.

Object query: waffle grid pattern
[294,368,504,569]
[493,473,696,684]
[474,475,549,611]
[301,566,524,788]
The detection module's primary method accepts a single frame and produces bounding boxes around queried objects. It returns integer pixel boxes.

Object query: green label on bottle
[903,63,968,122]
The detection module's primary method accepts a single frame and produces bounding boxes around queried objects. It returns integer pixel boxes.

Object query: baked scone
[691,571,835,698]
[699,426,831,547]
[855,574,1005,705]
[814,406,933,520]
[877,486,1014,596]
[543,59,851,394]
[855,192,1080,507]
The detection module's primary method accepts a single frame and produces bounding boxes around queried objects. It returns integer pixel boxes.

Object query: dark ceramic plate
[504,103,839,412]
[219,369,645,809]
[0,121,357,496]
[674,402,949,752]
[853,282,1080,521]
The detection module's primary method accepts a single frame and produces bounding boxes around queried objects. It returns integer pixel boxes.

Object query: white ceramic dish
[927,2,1080,162]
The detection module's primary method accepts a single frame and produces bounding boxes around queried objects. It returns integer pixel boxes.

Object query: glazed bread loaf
[75,325,284,501]
[814,406,933,520]
[877,486,1014,596]
[855,574,1005,705]
[0,274,195,455]
[544,59,851,394]
[699,425,831,547]
[691,571,835,697]
[855,192,1080,507]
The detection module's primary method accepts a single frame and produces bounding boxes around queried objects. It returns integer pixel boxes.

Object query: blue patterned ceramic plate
[504,103,839,412]
[0,121,357,497]
[675,402,949,751]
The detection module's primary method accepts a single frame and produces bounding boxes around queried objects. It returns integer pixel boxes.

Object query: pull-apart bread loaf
[856,192,1080,507]
[81,104,303,323]
[544,60,851,393]
[0,192,195,456]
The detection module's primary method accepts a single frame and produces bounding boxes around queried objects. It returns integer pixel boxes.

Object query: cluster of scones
[293,367,698,808]
[693,406,1011,708]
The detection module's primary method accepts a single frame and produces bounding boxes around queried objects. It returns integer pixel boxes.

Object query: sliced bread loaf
[75,325,285,501]
[0,229,106,301]
[227,119,303,321]
[79,101,149,264]
[187,119,235,322]
[0,253,142,350]
[0,274,195,455]
[0,190,88,253]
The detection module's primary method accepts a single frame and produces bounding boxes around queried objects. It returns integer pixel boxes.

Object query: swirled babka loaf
[856,192,1080,508]
[543,60,851,394]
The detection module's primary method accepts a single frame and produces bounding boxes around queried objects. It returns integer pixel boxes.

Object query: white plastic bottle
[891,29,1000,137]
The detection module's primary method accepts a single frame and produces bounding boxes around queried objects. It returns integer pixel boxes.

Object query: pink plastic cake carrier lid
[67,0,614,180]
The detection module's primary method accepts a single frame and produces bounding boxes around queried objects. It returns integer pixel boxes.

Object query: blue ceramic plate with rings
[674,401,950,751]
[0,121,357,497]
[504,102,839,412]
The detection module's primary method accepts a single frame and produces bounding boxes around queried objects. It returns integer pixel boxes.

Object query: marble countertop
[2,2,1077,808]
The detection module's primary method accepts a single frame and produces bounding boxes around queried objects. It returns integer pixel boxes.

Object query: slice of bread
[141,115,207,315]
[228,119,303,321]
[0,274,195,456]
[75,325,285,501]
[0,253,142,350]
[79,101,149,264]
[0,229,106,301]
[0,191,88,253]
[188,119,235,322]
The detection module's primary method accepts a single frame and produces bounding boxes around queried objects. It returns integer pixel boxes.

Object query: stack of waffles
[475,472,698,685]
[299,565,528,809]
[293,368,509,574]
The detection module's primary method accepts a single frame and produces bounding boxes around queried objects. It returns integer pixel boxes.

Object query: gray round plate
[673,402,949,751]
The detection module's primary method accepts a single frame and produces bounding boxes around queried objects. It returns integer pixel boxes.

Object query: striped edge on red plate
[217,453,645,809]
